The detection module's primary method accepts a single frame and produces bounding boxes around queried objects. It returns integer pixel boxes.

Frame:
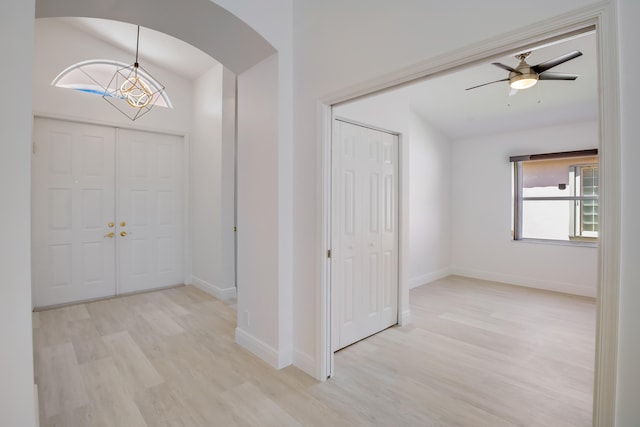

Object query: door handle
[104,232,115,238]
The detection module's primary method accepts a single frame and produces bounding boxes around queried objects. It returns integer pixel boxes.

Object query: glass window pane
[521,156,596,197]
[52,60,171,108]
[580,200,599,235]
[522,159,573,198]
[521,200,574,240]
[581,166,599,197]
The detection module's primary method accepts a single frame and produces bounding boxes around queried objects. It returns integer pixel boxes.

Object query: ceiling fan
[465,50,583,92]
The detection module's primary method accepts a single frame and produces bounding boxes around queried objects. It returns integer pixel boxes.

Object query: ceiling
[344,30,598,141]
[55,18,597,140]
[59,17,219,80]
[412,31,598,140]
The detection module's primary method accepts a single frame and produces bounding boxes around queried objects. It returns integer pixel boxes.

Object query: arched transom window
[52,59,173,108]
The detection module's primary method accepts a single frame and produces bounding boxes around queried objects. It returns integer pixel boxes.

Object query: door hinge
[327,249,331,259]
[233,226,237,232]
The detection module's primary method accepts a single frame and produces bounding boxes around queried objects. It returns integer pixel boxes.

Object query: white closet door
[32,118,116,307]
[117,129,184,294]
[332,119,399,351]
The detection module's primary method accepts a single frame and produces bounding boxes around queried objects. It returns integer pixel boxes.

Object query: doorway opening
[34,0,281,341]
[322,14,619,426]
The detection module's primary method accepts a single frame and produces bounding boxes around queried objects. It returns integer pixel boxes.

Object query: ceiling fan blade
[492,62,521,74]
[532,50,583,74]
[465,78,509,91]
[538,72,579,81]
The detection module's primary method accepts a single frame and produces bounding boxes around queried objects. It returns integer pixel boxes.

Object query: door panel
[117,129,184,294]
[332,120,399,350]
[32,118,116,307]
[33,119,185,307]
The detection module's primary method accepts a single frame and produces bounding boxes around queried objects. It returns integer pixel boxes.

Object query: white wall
[0,1,37,426]
[235,54,287,366]
[33,18,193,134]
[407,111,452,288]
[616,0,640,424]
[213,0,295,369]
[451,121,599,297]
[189,64,236,298]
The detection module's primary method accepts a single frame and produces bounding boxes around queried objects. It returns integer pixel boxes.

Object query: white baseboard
[408,268,451,289]
[449,267,596,298]
[191,276,236,300]
[235,327,292,369]
[399,309,411,326]
[293,349,316,378]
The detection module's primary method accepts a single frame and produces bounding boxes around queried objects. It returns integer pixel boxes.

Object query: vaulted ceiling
[407,30,598,140]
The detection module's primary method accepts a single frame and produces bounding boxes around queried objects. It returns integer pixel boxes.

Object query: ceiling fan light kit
[466,50,583,93]
[510,73,538,90]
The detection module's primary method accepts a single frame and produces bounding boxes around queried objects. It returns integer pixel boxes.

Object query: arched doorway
[35,0,275,75]
[34,0,286,369]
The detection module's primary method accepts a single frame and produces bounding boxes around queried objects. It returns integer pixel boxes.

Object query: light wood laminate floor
[33,276,595,426]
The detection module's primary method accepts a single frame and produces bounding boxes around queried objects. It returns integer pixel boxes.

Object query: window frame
[569,163,599,241]
[511,149,598,244]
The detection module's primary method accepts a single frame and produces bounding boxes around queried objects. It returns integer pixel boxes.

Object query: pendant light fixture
[102,25,165,121]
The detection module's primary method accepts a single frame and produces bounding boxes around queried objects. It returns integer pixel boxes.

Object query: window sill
[512,238,598,248]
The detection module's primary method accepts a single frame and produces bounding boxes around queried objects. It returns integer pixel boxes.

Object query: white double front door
[32,118,184,307]
[332,119,399,351]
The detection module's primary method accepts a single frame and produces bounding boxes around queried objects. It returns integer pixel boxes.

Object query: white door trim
[32,111,189,138]
[317,4,620,426]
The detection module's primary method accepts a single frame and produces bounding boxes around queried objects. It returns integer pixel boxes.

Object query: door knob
[108,222,115,228]
[120,231,129,237]
[120,221,127,227]
[104,232,115,238]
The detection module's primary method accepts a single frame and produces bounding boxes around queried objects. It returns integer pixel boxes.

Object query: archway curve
[34,0,287,373]
[35,0,276,74]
